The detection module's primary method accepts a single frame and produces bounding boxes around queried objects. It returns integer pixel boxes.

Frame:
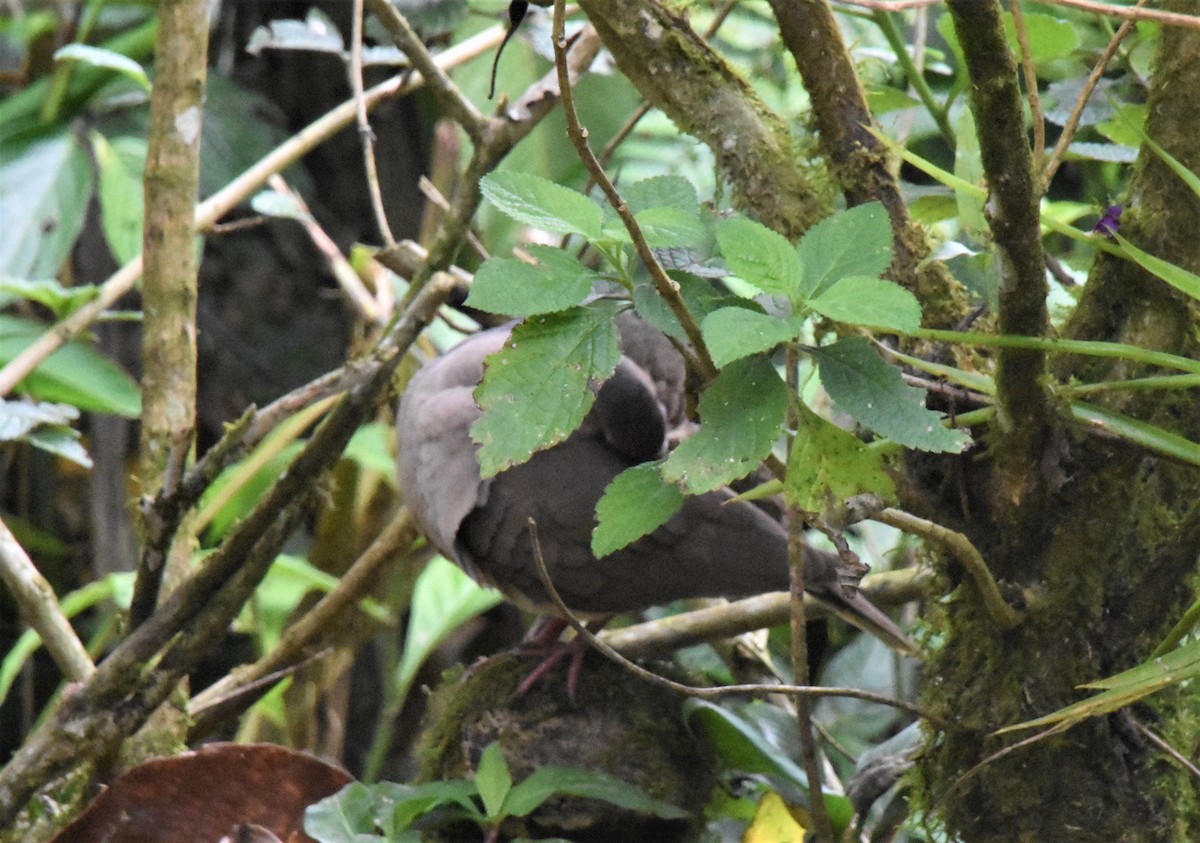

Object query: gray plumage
[396,320,911,647]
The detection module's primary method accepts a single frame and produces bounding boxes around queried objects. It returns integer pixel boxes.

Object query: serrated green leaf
[592,462,684,557]
[54,43,150,90]
[0,315,141,417]
[0,134,95,279]
[662,356,787,493]
[813,338,968,453]
[715,216,801,298]
[632,271,740,343]
[472,303,622,477]
[504,767,688,819]
[797,203,892,298]
[480,171,603,238]
[634,206,707,248]
[622,175,699,215]
[786,404,894,512]
[809,276,922,333]
[701,306,801,368]
[475,743,513,819]
[93,133,147,264]
[465,246,597,316]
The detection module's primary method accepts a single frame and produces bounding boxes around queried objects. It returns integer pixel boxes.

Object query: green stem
[872,10,954,147]
[912,328,1200,375]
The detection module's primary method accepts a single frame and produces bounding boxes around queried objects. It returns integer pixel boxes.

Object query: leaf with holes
[471,303,622,478]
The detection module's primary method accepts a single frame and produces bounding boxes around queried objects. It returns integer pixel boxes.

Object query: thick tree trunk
[916,3,1200,839]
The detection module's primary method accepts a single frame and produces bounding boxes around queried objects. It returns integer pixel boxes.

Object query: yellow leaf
[743,791,808,843]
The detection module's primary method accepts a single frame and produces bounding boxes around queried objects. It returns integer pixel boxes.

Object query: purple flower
[1092,205,1123,237]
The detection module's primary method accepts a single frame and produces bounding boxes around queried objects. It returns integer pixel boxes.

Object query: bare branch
[0,516,94,684]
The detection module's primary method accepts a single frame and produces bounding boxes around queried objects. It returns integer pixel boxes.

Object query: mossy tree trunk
[912,3,1200,839]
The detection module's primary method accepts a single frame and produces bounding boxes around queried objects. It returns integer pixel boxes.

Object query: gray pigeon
[395,320,913,649]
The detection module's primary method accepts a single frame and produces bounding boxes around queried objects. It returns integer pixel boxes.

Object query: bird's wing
[456,434,792,615]
[395,328,510,564]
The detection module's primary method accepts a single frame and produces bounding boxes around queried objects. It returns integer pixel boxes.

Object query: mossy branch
[578,0,825,238]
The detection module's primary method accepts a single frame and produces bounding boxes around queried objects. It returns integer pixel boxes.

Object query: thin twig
[599,567,931,657]
[189,511,422,734]
[0,26,504,398]
[365,0,485,141]
[1128,716,1200,780]
[784,342,833,843]
[835,0,1200,31]
[526,520,936,722]
[267,174,385,324]
[551,1,717,379]
[0,515,95,683]
[1040,2,1142,191]
[1009,0,1045,168]
[874,507,1021,629]
[352,0,397,248]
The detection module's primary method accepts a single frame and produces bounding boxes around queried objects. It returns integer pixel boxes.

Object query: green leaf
[632,271,741,343]
[813,338,969,453]
[786,404,894,512]
[701,306,802,368]
[465,246,597,316]
[662,356,787,493]
[303,783,381,841]
[343,422,398,485]
[392,557,503,708]
[796,202,892,298]
[388,780,484,828]
[54,43,151,90]
[475,743,513,819]
[997,639,1200,737]
[246,9,344,56]
[809,276,922,333]
[480,171,603,238]
[93,133,147,264]
[0,277,98,318]
[503,767,689,820]
[391,0,470,36]
[684,699,853,831]
[1096,104,1147,148]
[953,109,987,238]
[622,175,699,214]
[1111,232,1200,302]
[24,423,91,468]
[0,134,95,279]
[592,462,684,557]
[251,554,390,654]
[1070,402,1200,468]
[633,206,707,248]
[250,189,312,222]
[304,780,466,841]
[0,315,141,416]
[714,216,802,298]
[1001,12,1079,64]
[471,303,622,478]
